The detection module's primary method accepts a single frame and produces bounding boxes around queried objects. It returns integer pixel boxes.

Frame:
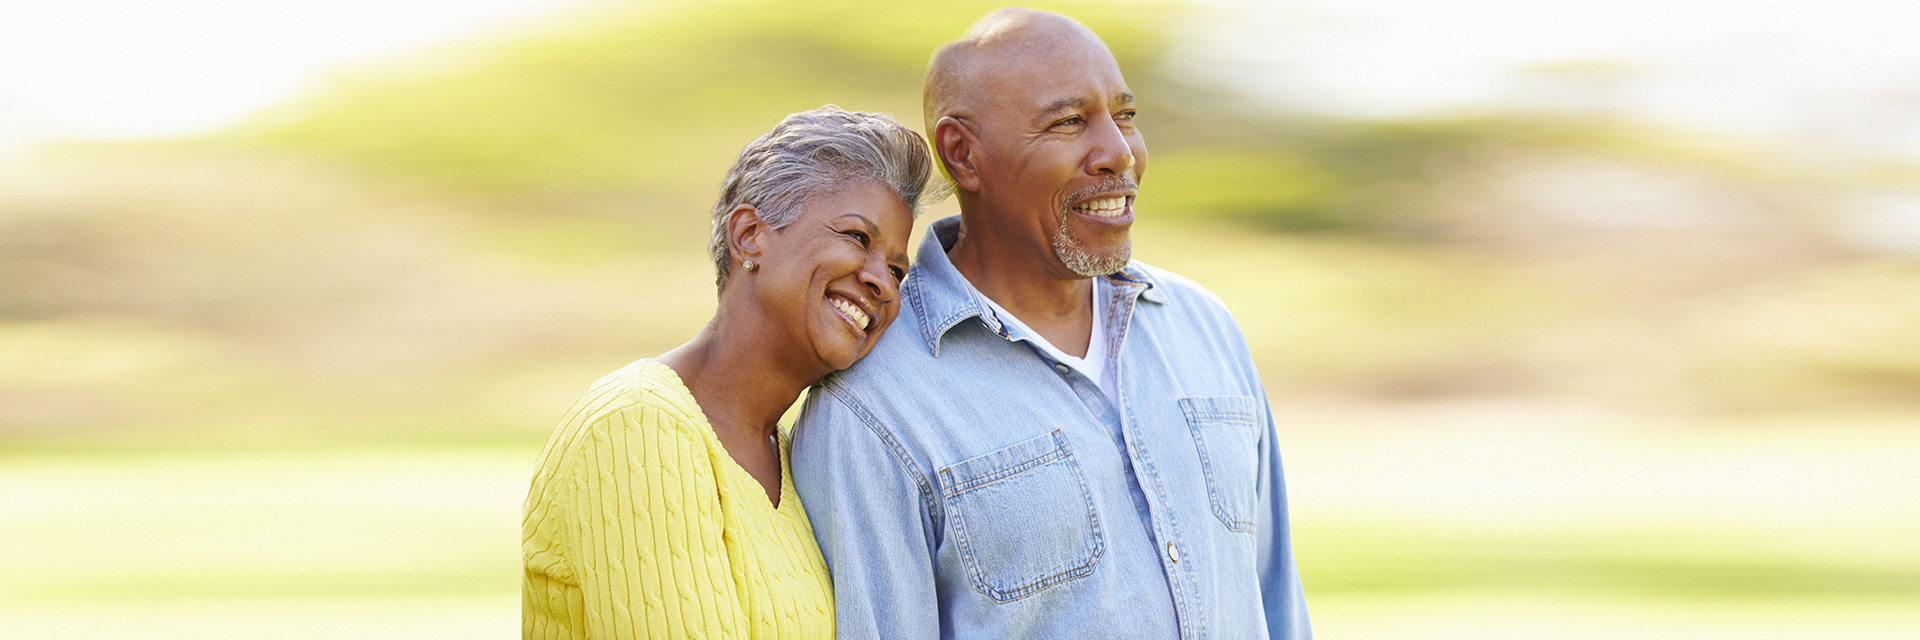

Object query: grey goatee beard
[1054,219,1131,277]
[1053,178,1135,277]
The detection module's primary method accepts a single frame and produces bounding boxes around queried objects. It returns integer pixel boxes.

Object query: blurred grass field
[3,404,1914,638]
[3,0,1918,637]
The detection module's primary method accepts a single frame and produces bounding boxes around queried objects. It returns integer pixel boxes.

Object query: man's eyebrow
[1035,93,1135,124]
[1035,96,1089,122]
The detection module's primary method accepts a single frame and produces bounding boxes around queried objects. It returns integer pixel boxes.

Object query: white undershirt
[975,277,1119,409]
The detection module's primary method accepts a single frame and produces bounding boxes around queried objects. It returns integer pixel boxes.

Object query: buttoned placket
[1007,277,1200,640]
[1107,277,1205,640]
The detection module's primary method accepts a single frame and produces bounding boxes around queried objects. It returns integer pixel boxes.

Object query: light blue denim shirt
[792,216,1311,640]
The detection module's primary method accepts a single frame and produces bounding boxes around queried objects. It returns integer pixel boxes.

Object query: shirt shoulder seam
[819,382,939,518]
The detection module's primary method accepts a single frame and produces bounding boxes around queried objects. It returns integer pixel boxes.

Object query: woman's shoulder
[558,358,710,444]
[590,358,704,423]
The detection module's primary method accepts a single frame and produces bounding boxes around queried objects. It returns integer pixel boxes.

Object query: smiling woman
[520,106,935,639]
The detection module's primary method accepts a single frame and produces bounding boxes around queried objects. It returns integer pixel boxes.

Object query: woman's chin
[810,342,857,373]
[810,319,880,371]
[819,339,877,373]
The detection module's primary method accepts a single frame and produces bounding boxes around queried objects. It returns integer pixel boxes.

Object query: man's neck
[947,217,1095,357]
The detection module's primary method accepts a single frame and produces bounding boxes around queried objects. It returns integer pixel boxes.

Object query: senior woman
[522,106,935,639]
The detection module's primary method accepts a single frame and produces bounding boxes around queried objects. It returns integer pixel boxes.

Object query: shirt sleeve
[1254,385,1314,639]
[562,406,743,640]
[790,385,942,639]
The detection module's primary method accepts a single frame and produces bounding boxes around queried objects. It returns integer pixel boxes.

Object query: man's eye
[1117,110,1137,121]
[1055,116,1083,128]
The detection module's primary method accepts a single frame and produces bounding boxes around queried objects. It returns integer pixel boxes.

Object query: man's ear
[727,205,765,265]
[935,116,983,192]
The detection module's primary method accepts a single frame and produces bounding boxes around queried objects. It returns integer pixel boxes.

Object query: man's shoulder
[1126,260,1236,319]
[1122,260,1263,374]
[792,315,954,477]
[831,310,939,384]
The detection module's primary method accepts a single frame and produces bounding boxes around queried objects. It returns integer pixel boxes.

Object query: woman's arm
[561,406,744,639]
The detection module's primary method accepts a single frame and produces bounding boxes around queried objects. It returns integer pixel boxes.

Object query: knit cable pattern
[523,360,833,639]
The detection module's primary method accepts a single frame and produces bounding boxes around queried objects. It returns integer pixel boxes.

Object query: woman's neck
[657,316,814,445]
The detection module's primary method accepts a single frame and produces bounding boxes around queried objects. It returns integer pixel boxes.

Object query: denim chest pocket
[1181,395,1264,533]
[938,430,1104,603]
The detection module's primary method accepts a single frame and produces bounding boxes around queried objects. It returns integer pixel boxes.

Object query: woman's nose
[860,255,897,303]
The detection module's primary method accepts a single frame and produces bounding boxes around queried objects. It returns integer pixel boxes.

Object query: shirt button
[1167,542,1180,563]
[1053,363,1071,376]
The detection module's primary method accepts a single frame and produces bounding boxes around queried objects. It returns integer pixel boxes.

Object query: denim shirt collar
[908,215,1168,356]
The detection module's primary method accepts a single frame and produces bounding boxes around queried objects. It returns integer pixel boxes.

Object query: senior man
[792,8,1311,639]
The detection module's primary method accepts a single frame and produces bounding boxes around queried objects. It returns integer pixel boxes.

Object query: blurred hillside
[3,1,1917,638]
[6,0,1917,452]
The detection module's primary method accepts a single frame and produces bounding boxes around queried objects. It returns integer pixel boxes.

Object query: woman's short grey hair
[709,105,942,290]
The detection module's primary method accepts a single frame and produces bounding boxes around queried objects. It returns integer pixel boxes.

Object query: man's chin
[1055,209,1133,276]
[1057,243,1132,277]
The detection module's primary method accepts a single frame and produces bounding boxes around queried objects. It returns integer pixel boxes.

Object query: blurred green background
[2,0,1916,637]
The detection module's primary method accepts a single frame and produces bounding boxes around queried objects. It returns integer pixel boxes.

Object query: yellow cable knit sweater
[522,359,833,639]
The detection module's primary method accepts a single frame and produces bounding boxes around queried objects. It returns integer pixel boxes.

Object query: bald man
[792,9,1311,639]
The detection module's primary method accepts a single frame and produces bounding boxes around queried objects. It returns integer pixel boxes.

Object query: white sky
[3,0,1919,161]
[1180,0,1920,160]
[0,0,608,156]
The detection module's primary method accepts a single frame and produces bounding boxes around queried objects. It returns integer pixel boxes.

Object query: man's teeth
[830,297,870,330]
[1073,196,1128,218]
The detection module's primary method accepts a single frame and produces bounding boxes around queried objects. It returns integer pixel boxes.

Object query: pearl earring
[743,259,756,271]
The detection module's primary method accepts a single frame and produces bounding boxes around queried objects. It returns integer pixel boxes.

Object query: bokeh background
[3,0,1916,637]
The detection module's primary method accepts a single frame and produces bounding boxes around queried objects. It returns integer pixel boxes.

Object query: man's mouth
[828,294,873,332]
[1071,195,1131,219]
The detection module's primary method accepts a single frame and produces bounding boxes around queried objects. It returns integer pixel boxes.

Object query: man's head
[925,8,1146,278]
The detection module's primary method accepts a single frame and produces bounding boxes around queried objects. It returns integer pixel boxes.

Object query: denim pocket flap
[938,430,1103,602]
[1178,395,1262,424]
[1179,395,1263,533]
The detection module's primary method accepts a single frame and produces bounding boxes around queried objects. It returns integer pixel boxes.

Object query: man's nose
[1086,114,1135,175]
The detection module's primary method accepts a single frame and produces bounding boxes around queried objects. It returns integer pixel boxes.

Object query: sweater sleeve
[561,405,743,640]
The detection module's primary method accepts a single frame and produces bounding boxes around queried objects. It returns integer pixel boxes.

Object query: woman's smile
[828,293,874,334]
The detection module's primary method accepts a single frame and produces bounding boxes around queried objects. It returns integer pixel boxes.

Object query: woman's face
[752,178,913,373]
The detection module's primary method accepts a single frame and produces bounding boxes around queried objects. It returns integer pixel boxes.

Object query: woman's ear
[727,205,765,266]
[935,116,983,192]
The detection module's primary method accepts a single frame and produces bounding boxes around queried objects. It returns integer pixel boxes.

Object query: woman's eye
[889,266,906,282]
[844,230,870,246]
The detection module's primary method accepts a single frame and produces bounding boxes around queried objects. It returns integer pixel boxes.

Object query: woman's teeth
[830,297,870,330]
[1072,196,1128,218]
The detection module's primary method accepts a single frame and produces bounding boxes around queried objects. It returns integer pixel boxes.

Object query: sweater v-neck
[648,360,798,514]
